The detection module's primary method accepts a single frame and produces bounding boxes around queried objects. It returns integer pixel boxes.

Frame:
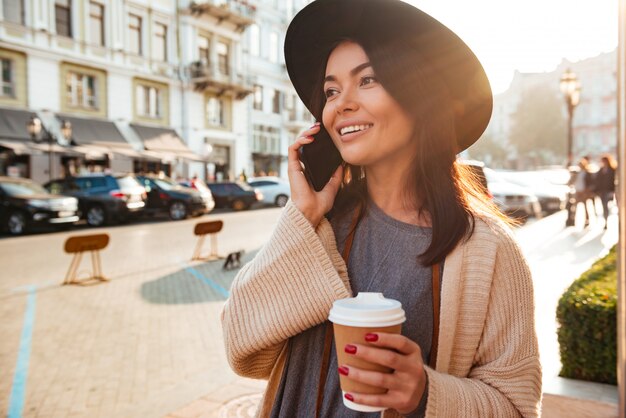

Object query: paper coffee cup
[329,292,406,412]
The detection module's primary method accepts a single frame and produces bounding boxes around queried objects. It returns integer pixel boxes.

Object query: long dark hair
[310,37,509,266]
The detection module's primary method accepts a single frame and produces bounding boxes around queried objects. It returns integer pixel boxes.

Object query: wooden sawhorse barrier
[63,233,110,286]
[192,220,224,261]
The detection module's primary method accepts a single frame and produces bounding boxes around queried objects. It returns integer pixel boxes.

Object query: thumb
[321,164,344,196]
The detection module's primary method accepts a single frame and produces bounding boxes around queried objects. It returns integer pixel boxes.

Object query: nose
[334,87,359,114]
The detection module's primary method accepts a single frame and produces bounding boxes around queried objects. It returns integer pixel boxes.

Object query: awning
[0,139,33,155]
[29,142,83,155]
[60,115,129,147]
[130,124,205,163]
[0,139,83,156]
[70,144,158,160]
[0,107,45,142]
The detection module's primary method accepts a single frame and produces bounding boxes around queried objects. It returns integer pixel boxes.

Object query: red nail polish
[345,344,357,354]
[338,366,349,376]
[365,333,378,342]
[345,393,354,401]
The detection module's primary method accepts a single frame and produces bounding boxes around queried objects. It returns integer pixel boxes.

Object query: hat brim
[284,0,493,152]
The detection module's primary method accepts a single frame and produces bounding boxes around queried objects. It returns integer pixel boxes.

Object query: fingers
[287,135,313,175]
[287,123,320,176]
[321,164,344,194]
[339,365,400,390]
[364,332,421,356]
[346,343,404,370]
[340,334,427,414]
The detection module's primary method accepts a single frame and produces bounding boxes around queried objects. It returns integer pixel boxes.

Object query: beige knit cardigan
[221,201,542,417]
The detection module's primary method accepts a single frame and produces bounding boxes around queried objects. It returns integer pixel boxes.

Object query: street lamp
[26,115,72,182]
[559,68,581,167]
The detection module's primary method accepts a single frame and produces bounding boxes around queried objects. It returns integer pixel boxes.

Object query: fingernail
[365,333,378,342]
[310,122,320,128]
[344,393,354,401]
[338,366,349,376]
[345,344,357,354]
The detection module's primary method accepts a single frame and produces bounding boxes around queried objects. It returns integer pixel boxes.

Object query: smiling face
[321,41,416,170]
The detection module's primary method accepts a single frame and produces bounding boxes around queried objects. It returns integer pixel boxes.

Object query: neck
[365,163,431,227]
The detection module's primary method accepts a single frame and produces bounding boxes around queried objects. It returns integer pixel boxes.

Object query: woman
[573,157,593,227]
[221,0,541,416]
[595,154,617,229]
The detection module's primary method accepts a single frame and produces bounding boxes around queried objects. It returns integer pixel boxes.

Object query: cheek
[321,107,340,144]
[321,105,332,129]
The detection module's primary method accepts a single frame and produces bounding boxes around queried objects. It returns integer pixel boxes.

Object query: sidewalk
[168,209,620,418]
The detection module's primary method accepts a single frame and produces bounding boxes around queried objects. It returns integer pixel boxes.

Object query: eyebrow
[324,62,372,83]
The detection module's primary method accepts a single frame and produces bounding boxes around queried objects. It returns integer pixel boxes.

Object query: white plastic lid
[328,292,405,327]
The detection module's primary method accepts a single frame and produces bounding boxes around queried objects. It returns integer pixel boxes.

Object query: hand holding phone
[298,125,343,191]
[286,124,344,227]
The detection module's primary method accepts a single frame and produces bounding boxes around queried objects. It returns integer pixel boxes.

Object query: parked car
[459,160,541,220]
[206,181,262,211]
[247,176,290,207]
[177,178,216,213]
[459,160,490,196]
[45,173,146,227]
[484,168,542,220]
[497,170,568,214]
[0,176,79,235]
[136,175,206,220]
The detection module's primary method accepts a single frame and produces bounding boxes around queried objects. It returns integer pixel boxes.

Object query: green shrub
[556,245,617,384]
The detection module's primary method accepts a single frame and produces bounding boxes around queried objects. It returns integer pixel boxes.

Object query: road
[0,205,619,417]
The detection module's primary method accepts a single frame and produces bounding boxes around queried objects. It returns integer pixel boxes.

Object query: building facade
[484,50,618,168]
[0,0,311,184]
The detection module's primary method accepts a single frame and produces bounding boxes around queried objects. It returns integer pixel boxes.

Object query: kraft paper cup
[329,292,406,412]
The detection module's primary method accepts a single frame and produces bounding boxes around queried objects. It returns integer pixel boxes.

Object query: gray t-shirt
[270,200,440,417]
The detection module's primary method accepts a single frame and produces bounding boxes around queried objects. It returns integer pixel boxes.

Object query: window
[198,35,210,63]
[272,89,281,114]
[55,0,72,38]
[217,40,229,75]
[89,2,105,46]
[253,85,263,111]
[248,24,260,57]
[66,71,98,109]
[269,32,279,63]
[1,59,14,97]
[252,125,280,154]
[152,22,167,61]
[3,0,24,24]
[206,97,225,127]
[135,85,161,118]
[128,13,142,55]
[286,94,295,120]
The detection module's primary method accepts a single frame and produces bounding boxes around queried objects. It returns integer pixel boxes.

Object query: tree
[508,83,567,166]
[466,133,507,167]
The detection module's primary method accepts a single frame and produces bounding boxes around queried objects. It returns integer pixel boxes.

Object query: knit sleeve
[424,225,542,417]
[220,200,351,379]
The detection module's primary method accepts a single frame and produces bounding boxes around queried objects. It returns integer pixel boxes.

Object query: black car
[135,175,206,220]
[206,181,261,210]
[0,176,79,235]
[45,174,146,227]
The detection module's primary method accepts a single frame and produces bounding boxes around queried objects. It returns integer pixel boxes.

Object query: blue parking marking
[185,266,230,298]
[8,285,37,418]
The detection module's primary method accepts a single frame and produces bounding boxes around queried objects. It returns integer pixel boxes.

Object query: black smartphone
[299,125,343,192]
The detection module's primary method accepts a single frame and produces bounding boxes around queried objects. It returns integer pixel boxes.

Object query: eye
[360,75,378,86]
[324,88,339,99]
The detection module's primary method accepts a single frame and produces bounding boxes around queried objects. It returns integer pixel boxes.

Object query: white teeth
[340,124,372,135]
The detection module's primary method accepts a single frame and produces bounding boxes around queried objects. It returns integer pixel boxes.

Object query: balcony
[190,0,256,32]
[283,109,314,132]
[189,61,253,99]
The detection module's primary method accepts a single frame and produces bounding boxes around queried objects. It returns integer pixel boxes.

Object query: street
[0,205,619,418]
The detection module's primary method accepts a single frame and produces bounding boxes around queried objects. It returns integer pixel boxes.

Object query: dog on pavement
[223,250,244,270]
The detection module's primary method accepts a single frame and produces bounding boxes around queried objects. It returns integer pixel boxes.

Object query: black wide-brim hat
[284,0,493,152]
